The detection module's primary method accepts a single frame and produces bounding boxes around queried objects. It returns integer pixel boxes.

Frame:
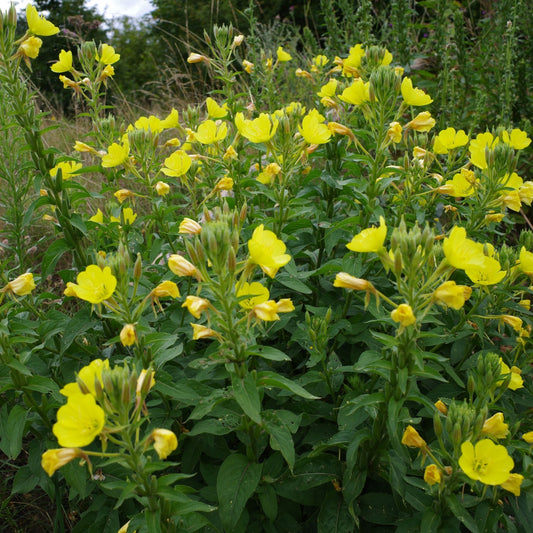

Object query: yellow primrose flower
[501,129,531,150]
[236,282,270,309]
[151,280,180,300]
[298,109,332,145]
[120,324,137,347]
[435,400,448,415]
[194,119,228,144]
[499,359,523,390]
[65,265,117,304]
[442,226,484,270]
[179,217,202,235]
[168,254,201,280]
[97,43,120,65]
[433,127,469,154]
[518,246,533,275]
[401,77,433,106]
[500,314,523,332]
[339,79,370,105]
[114,188,135,203]
[99,64,115,81]
[110,207,137,225]
[101,138,130,168]
[317,79,338,99]
[50,161,82,181]
[469,132,498,170]
[401,425,427,449]
[248,224,291,278]
[380,49,393,65]
[191,323,217,340]
[187,52,209,64]
[277,46,292,62]
[519,182,533,206]
[162,150,192,177]
[257,162,282,185]
[223,145,238,161]
[312,54,329,67]
[89,209,104,223]
[464,255,506,285]
[74,141,97,154]
[438,168,478,197]
[251,300,281,321]
[155,181,170,196]
[60,358,109,398]
[41,448,85,477]
[459,439,514,485]
[53,393,105,448]
[424,464,442,486]
[333,273,376,293]
[235,112,278,143]
[213,177,233,192]
[391,304,416,326]
[433,281,472,310]
[206,97,228,118]
[346,216,387,252]
[522,432,533,443]
[19,36,43,59]
[500,473,524,496]
[51,50,73,73]
[150,429,178,459]
[481,412,509,439]
[342,44,365,76]
[2,272,36,296]
[26,4,59,36]
[387,122,403,144]
[182,295,210,319]
[406,111,436,132]
[242,59,254,73]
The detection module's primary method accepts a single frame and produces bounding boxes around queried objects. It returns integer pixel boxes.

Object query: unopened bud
[133,253,142,280]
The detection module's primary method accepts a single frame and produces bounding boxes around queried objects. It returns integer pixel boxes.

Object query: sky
[0,0,153,19]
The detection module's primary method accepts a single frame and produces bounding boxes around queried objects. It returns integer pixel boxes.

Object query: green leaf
[445,495,479,533]
[41,238,71,278]
[232,372,262,424]
[263,410,300,469]
[256,371,319,399]
[188,414,241,436]
[0,405,27,459]
[246,345,291,362]
[61,308,98,354]
[317,490,355,533]
[258,484,278,522]
[216,454,262,532]
[145,509,163,533]
[11,465,39,494]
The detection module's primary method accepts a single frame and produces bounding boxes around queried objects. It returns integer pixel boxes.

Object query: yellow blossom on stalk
[469,132,498,170]
[406,111,436,132]
[194,119,228,144]
[101,138,130,168]
[519,182,533,205]
[110,207,137,225]
[120,324,137,346]
[327,122,356,144]
[482,413,509,439]
[333,273,376,294]
[53,393,105,448]
[236,282,270,309]
[235,112,278,143]
[74,141,97,154]
[191,323,217,340]
[499,359,523,390]
[518,247,533,275]
[298,109,332,145]
[401,77,433,106]
[99,64,115,81]
[424,464,442,486]
[438,168,478,197]
[188,52,209,64]
[459,439,514,485]
[252,299,294,321]
[155,181,170,196]
[168,254,201,280]
[151,280,180,300]
[41,448,85,477]
[248,224,291,278]
[342,44,365,76]
[97,43,120,64]
[276,46,292,62]
[51,50,73,73]
[58,75,80,92]
[150,429,178,459]
[26,4,59,36]
[391,304,416,326]
[179,217,202,235]
[501,473,524,496]
[50,161,82,181]
[387,122,403,144]
[401,425,427,449]
[523,432,533,443]
[2,273,36,296]
[501,129,531,150]
[346,216,387,252]
[213,177,234,192]
[65,265,116,304]
[114,188,135,203]
[500,314,523,332]
[465,255,506,285]
[60,358,109,398]
[206,97,228,119]
[433,281,472,310]
[89,209,104,223]
[380,49,393,65]
[485,212,505,224]
[433,127,469,154]
[312,54,329,68]
[182,295,210,319]
[339,79,370,105]
[257,162,282,185]
[317,79,338,99]
[442,226,485,270]
[223,145,238,161]
[19,36,42,59]
[435,400,448,415]
[162,150,192,177]
[242,59,254,73]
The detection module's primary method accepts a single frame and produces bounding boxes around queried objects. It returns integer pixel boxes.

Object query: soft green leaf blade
[232,372,262,424]
[256,371,319,399]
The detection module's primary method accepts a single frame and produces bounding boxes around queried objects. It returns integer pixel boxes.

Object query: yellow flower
[89,209,104,223]
[223,145,238,161]
[481,412,509,439]
[151,280,180,299]
[120,324,137,347]
[391,304,416,326]
[179,218,202,235]
[257,162,282,185]
[150,428,178,459]
[276,46,292,62]
[191,323,217,340]
[248,224,291,278]
[182,295,210,319]
[187,52,209,64]
[438,168,478,197]
[469,132,498,170]
[499,359,523,390]
[50,161,82,181]
[60,358,109,398]
[298,109,332,145]
[97,43,120,64]
[333,273,376,293]
[213,177,234,192]
[2,273,36,296]
[99,64,115,81]
[435,400,448,415]
[162,150,192,177]
[101,139,130,168]
[459,439,514,485]
[342,44,365,76]
[242,59,254,73]
[74,141,97,154]
[442,226,484,270]
[53,394,105,447]
[433,281,472,310]
[401,77,433,106]
[26,4,59,36]
[346,216,387,252]
[51,50,73,73]
[66,265,117,304]
[464,256,506,285]
[41,448,84,477]
[19,36,43,59]
[168,254,201,280]
[114,188,135,203]
[522,432,533,444]
[312,54,329,67]
[501,129,531,150]
[424,464,442,486]
[317,79,338,99]
[235,112,278,143]
[500,314,523,332]
[518,247,533,275]
[236,282,270,309]
[433,127,469,154]
[194,119,228,144]
[500,473,524,496]
[387,122,403,144]
[206,97,228,119]
[155,181,170,196]
[519,182,533,206]
[406,111,435,132]
[339,79,370,105]
[252,300,282,321]
[401,425,427,449]
[110,207,137,225]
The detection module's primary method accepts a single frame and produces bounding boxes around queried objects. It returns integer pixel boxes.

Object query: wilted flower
[433,281,472,310]
[150,428,178,459]
[41,448,85,477]
[2,273,36,296]
[391,304,416,326]
[168,254,201,280]
[155,181,170,196]
[120,324,137,347]
[401,425,427,449]
[182,295,210,319]
[424,464,442,486]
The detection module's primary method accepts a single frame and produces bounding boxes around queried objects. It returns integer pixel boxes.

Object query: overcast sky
[0,0,153,19]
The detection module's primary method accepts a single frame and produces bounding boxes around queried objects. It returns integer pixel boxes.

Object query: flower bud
[120,324,137,347]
